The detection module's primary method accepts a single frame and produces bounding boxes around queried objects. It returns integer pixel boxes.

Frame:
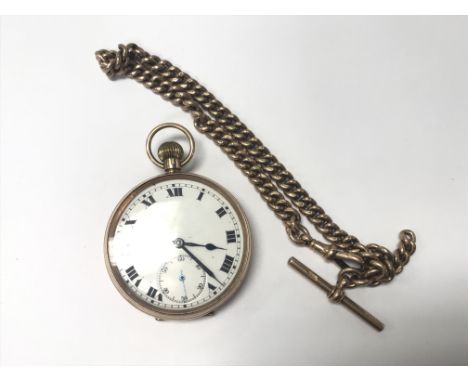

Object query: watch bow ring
[145,122,195,171]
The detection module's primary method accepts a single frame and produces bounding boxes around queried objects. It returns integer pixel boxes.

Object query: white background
[1,16,467,365]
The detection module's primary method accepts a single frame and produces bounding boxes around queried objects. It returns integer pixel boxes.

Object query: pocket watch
[104,123,252,320]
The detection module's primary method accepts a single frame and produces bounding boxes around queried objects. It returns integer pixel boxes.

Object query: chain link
[95,43,417,300]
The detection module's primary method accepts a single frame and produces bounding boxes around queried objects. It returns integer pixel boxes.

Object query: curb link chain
[95,43,417,302]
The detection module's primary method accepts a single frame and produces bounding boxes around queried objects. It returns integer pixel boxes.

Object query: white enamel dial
[107,176,249,315]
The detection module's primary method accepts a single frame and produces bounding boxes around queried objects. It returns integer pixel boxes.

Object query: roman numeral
[135,279,142,287]
[226,230,236,243]
[220,255,234,273]
[147,287,157,298]
[197,190,205,201]
[124,219,136,225]
[167,188,183,197]
[216,207,227,218]
[125,266,139,281]
[142,195,156,206]
[158,294,163,302]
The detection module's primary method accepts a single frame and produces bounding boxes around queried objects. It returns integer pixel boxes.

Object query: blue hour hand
[184,242,226,251]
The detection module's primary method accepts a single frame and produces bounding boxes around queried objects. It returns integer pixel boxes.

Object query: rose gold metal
[96,43,417,329]
[288,257,384,332]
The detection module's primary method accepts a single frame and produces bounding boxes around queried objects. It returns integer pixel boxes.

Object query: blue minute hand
[175,239,223,285]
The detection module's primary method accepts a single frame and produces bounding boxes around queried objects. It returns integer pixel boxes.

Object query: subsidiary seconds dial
[158,254,206,303]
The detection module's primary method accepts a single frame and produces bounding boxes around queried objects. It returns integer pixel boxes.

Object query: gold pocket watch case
[104,123,251,320]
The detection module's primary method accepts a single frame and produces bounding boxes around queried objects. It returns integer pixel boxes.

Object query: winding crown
[157,141,184,173]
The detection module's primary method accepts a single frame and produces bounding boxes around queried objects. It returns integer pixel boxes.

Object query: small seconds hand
[179,270,188,300]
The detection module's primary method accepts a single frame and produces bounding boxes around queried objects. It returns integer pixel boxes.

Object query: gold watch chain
[95,43,416,303]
